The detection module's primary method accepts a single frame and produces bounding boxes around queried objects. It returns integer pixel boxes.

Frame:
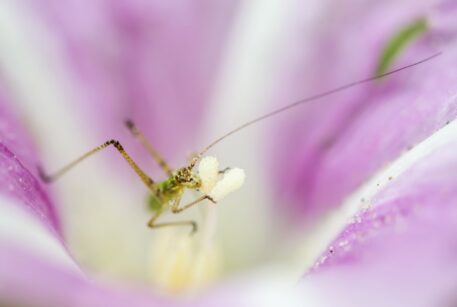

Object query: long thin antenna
[196,52,441,160]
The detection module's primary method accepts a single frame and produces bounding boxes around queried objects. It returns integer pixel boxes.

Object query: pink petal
[270,0,457,219]
[26,0,238,163]
[0,244,172,307]
[1,242,307,307]
[305,131,457,307]
[0,77,285,307]
[0,21,300,302]
[0,85,60,235]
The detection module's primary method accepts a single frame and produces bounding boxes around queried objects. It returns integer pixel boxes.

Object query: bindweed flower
[1,0,457,307]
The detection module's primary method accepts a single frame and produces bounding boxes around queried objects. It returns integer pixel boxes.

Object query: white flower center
[145,156,245,293]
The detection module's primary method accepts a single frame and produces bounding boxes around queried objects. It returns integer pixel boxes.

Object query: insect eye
[176,175,190,183]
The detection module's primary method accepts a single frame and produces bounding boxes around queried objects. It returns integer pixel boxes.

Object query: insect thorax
[147,177,184,212]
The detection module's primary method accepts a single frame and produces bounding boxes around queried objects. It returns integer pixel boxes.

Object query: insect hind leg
[124,119,173,176]
[38,139,156,192]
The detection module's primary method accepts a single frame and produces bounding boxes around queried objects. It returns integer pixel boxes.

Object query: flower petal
[0,245,171,307]
[0,85,60,235]
[304,122,457,307]
[27,0,238,161]
[0,0,241,282]
[271,0,457,219]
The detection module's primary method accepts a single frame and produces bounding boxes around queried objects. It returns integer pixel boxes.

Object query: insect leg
[38,140,156,192]
[149,220,198,235]
[124,119,173,176]
[147,210,197,234]
[171,195,216,214]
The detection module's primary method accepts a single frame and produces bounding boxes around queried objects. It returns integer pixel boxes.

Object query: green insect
[38,120,233,234]
[38,53,439,234]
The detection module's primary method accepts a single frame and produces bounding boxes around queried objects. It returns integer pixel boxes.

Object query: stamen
[198,156,219,193]
[198,156,246,201]
[147,229,221,293]
[209,168,245,201]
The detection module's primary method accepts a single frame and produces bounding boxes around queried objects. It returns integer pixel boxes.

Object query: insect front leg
[171,194,216,214]
[219,167,231,174]
[148,220,198,235]
[147,213,198,235]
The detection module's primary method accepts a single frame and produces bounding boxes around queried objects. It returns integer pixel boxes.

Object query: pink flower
[1,1,457,307]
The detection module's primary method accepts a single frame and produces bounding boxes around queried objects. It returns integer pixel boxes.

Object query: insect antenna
[190,51,442,166]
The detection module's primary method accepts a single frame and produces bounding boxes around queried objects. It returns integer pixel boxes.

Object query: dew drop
[338,240,348,247]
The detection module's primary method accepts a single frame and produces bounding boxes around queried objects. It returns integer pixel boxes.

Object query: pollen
[209,168,245,202]
[198,156,245,201]
[198,156,219,193]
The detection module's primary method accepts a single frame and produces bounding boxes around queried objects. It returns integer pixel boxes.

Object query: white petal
[0,196,80,272]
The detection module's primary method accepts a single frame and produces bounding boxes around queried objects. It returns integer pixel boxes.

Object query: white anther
[198,156,219,193]
[208,168,245,202]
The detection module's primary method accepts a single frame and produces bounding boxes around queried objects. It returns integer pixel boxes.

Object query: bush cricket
[38,52,441,234]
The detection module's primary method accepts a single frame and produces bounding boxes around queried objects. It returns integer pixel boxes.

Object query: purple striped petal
[0,85,60,235]
[0,0,247,287]
[271,0,457,219]
[304,125,457,307]
[0,4,307,306]
[0,70,297,307]
[27,0,238,162]
[1,242,309,307]
[0,245,172,307]
[0,73,205,307]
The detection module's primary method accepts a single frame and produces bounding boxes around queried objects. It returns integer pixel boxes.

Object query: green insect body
[147,167,202,213]
[147,178,183,212]
[138,164,213,233]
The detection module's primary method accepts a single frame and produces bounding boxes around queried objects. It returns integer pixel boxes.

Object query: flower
[1,0,457,307]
